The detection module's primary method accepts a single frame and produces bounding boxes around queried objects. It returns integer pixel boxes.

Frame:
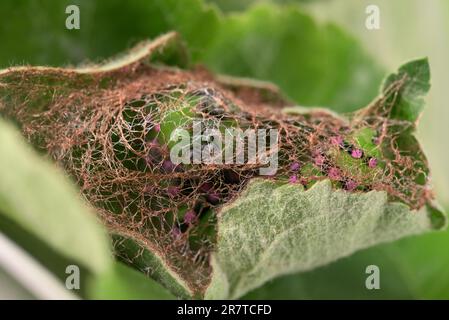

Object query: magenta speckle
[184,210,196,224]
[162,160,176,172]
[351,148,363,159]
[289,175,298,184]
[345,180,358,191]
[328,167,340,180]
[290,162,300,172]
[148,138,159,147]
[199,182,213,192]
[368,157,378,168]
[171,227,181,239]
[154,123,161,132]
[330,136,343,147]
[314,154,325,166]
[167,186,180,197]
[207,192,220,205]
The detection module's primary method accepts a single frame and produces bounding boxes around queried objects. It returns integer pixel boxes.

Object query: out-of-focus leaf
[208,0,318,12]
[0,0,219,67]
[88,262,175,300]
[0,267,35,299]
[1,0,383,114]
[112,236,194,299]
[203,3,385,112]
[0,232,78,300]
[0,119,111,275]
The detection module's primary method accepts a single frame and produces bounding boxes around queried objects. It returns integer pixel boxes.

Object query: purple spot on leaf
[314,154,325,166]
[207,192,220,205]
[368,157,378,168]
[162,160,176,172]
[290,162,300,172]
[328,167,340,180]
[184,210,197,224]
[199,182,213,192]
[289,175,298,184]
[171,227,182,239]
[351,148,363,159]
[148,138,159,147]
[167,186,180,198]
[345,180,358,191]
[330,135,343,147]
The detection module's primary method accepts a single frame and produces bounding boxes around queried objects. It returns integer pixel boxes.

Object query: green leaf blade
[382,58,431,123]
[203,3,385,112]
[206,179,441,299]
[88,262,176,300]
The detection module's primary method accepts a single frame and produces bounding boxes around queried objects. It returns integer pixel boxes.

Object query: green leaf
[382,58,430,123]
[0,0,219,67]
[246,0,449,301]
[111,235,194,299]
[0,34,204,298]
[205,58,445,299]
[205,179,442,299]
[244,222,449,299]
[207,0,315,12]
[1,30,443,300]
[0,119,111,274]
[0,32,185,116]
[203,3,385,112]
[0,0,382,115]
[88,261,175,300]
[301,0,449,207]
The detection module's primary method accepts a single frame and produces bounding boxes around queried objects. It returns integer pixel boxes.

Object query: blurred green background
[0,0,448,299]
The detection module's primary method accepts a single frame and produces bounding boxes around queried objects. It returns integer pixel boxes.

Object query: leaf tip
[425,201,448,230]
[381,57,431,123]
